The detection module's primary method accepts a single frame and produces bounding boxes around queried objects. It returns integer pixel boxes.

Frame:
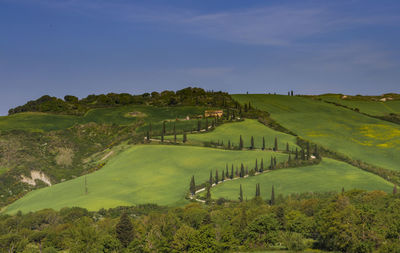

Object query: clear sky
[1,0,400,115]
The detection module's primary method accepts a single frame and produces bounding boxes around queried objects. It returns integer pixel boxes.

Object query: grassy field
[169,119,299,150]
[318,94,400,116]
[233,94,400,171]
[4,145,288,214]
[0,105,208,132]
[0,167,8,176]
[211,158,393,201]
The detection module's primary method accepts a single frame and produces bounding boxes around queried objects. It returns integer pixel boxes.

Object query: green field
[233,94,400,171]
[0,167,8,176]
[211,158,393,200]
[319,94,400,116]
[0,105,208,132]
[170,119,299,150]
[4,145,288,214]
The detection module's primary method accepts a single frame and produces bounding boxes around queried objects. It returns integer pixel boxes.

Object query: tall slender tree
[173,123,177,143]
[239,184,243,202]
[262,137,265,150]
[239,135,244,150]
[231,165,234,179]
[183,132,187,143]
[205,186,212,204]
[255,159,258,172]
[146,131,150,141]
[286,142,289,152]
[189,176,196,195]
[274,137,278,151]
[295,148,299,160]
[221,171,225,182]
[228,140,231,149]
[240,163,245,177]
[197,120,201,132]
[215,169,219,184]
[161,132,164,143]
[270,185,275,205]
[250,136,254,149]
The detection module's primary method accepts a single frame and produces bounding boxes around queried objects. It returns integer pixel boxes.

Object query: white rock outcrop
[21,170,52,186]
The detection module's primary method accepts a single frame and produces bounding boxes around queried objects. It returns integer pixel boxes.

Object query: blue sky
[1,0,400,115]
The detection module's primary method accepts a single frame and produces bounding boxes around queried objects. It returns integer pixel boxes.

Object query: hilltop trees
[250,136,255,149]
[239,135,244,150]
[116,212,134,247]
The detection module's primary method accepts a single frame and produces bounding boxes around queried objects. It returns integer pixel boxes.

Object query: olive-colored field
[167,119,299,150]
[211,158,393,200]
[4,145,288,214]
[0,105,207,132]
[319,94,400,116]
[233,94,400,171]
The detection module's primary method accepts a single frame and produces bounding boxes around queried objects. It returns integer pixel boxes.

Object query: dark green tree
[295,148,299,160]
[239,184,243,202]
[161,132,164,143]
[226,164,229,178]
[286,142,289,152]
[262,137,266,150]
[221,171,225,182]
[183,132,187,143]
[255,159,258,172]
[250,136,254,149]
[205,186,212,204]
[197,120,201,132]
[270,185,275,205]
[215,170,219,185]
[228,140,231,149]
[116,212,134,247]
[274,137,278,151]
[231,165,234,179]
[240,163,245,177]
[190,176,196,195]
[146,131,150,141]
[205,118,209,131]
[239,135,244,150]
[173,123,177,143]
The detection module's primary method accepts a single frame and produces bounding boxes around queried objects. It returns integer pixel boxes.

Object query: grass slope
[211,158,393,200]
[0,105,207,132]
[174,119,299,150]
[4,145,288,214]
[233,94,400,171]
[319,94,400,116]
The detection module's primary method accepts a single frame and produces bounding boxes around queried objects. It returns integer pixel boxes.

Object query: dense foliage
[1,190,400,252]
[8,88,235,116]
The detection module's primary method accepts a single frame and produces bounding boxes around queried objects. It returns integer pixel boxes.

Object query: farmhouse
[205,110,223,118]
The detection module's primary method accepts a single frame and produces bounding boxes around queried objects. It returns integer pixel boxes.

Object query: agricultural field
[169,119,299,150]
[0,105,208,132]
[318,94,400,116]
[211,158,393,201]
[233,94,400,171]
[4,145,288,214]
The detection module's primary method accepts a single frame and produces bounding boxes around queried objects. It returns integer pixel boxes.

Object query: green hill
[4,145,288,214]
[233,94,400,171]
[211,158,393,200]
[169,119,299,150]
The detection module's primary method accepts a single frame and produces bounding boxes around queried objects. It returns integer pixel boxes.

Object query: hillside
[233,94,400,172]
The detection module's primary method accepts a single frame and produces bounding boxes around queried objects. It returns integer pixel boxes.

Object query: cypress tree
[270,156,274,169]
[286,142,289,152]
[116,212,134,247]
[161,132,164,143]
[291,90,294,96]
[205,118,209,131]
[231,165,234,179]
[183,132,187,143]
[270,185,275,205]
[288,154,292,162]
[342,187,345,195]
[205,186,212,204]
[240,163,245,177]
[255,159,258,172]
[260,158,264,172]
[239,135,244,150]
[236,166,239,177]
[215,169,219,184]
[146,130,150,141]
[274,137,278,151]
[295,148,299,160]
[222,171,225,181]
[262,137,265,150]
[314,145,320,159]
[393,185,398,195]
[228,140,231,149]
[250,136,254,149]
[301,149,305,160]
[197,120,201,132]
[190,176,196,195]
[239,184,243,202]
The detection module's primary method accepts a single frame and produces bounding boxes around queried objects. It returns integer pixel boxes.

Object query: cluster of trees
[2,190,400,252]
[8,87,236,116]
